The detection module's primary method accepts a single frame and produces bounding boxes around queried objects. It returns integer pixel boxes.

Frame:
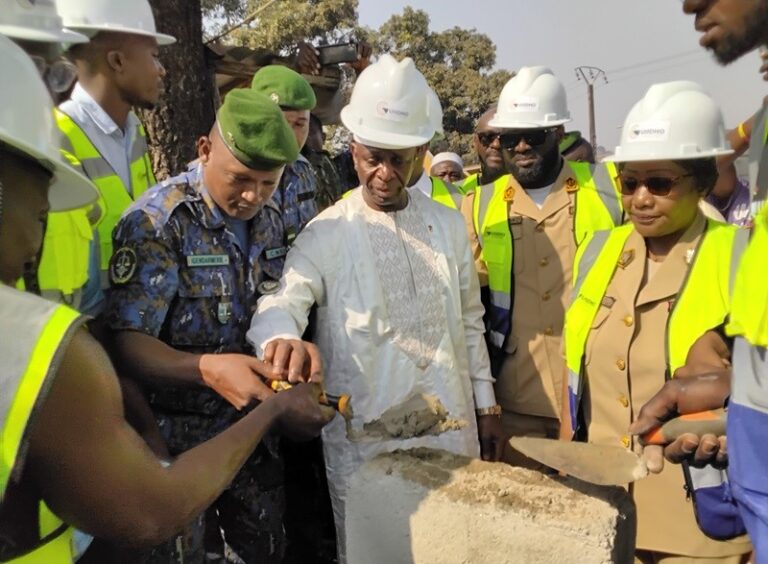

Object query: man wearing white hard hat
[247,53,503,560]
[430,151,466,184]
[461,66,623,465]
[0,35,332,563]
[55,0,174,302]
[564,81,752,562]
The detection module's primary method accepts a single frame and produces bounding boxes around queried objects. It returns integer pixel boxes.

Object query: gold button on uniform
[616,359,626,370]
[619,395,629,408]
[540,257,549,267]
[621,436,631,448]
[544,327,554,336]
[623,316,634,327]
[542,292,551,301]
[535,224,545,232]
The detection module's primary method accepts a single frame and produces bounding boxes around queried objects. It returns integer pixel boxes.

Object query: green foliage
[204,0,359,54]
[202,2,512,161]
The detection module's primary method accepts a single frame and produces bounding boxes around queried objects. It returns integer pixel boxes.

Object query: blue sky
[358,0,766,149]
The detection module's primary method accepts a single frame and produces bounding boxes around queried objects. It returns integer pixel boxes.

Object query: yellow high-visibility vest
[471,161,623,352]
[728,207,768,346]
[1,285,84,562]
[565,219,748,433]
[54,109,156,274]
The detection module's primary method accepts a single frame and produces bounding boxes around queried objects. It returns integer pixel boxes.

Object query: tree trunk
[140,0,216,180]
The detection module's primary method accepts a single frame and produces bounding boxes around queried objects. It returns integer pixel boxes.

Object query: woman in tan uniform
[562,81,752,562]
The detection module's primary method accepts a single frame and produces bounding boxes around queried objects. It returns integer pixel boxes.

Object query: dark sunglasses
[476,131,504,147]
[498,128,555,149]
[616,173,693,196]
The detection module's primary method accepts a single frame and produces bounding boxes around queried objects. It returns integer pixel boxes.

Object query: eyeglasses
[616,173,693,196]
[499,128,556,149]
[476,131,504,147]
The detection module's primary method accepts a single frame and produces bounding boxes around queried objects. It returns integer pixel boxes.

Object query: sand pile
[345,448,636,563]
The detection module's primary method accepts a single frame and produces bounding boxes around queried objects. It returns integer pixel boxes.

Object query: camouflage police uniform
[305,149,343,212]
[106,164,287,563]
[264,154,317,278]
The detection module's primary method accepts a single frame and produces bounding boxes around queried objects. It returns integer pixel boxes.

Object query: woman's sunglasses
[616,173,693,196]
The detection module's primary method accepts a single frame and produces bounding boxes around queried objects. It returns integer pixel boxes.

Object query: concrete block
[345,448,635,564]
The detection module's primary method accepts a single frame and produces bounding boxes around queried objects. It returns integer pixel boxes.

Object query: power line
[604,53,710,87]
[606,49,702,76]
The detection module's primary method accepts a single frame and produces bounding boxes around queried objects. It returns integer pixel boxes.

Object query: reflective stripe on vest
[54,109,156,272]
[727,207,768,346]
[460,173,479,195]
[748,104,768,217]
[471,162,624,352]
[0,286,83,562]
[565,220,748,433]
[430,177,463,209]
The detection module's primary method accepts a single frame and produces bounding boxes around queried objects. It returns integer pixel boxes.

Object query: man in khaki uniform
[461,67,623,463]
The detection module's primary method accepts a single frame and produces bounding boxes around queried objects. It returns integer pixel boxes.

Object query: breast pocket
[584,303,613,367]
[170,267,238,349]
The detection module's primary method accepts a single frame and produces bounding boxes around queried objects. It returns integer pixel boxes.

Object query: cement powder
[348,393,467,441]
[346,448,636,563]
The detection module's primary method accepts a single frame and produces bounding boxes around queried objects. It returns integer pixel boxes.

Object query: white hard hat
[605,81,733,163]
[490,66,571,129]
[56,0,175,45]
[0,0,88,44]
[341,54,439,150]
[0,35,97,211]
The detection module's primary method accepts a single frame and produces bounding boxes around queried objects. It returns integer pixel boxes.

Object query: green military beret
[217,89,299,169]
[251,64,317,111]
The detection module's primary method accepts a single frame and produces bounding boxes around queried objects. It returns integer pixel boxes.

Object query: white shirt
[247,188,495,533]
[409,171,433,198]
[59,83,142,194]
[527,182,554,209]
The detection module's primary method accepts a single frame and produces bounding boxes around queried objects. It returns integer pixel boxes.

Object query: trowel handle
[269,380,352,417]
[641,409,726,446]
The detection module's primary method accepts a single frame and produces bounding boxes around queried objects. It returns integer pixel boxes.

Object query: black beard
[507,146,561,187]
[712,2,768,64]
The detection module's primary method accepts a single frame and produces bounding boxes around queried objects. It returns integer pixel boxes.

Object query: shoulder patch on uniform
[110,247,138,284]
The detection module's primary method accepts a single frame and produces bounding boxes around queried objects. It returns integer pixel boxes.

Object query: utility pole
[574,66,608,150]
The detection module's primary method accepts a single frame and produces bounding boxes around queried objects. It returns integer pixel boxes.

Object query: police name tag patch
[186,255,230,267]
[265,247,287,260]
[110,247,138,284]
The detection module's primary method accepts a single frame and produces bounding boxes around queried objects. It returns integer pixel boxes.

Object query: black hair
[674,158,718,196]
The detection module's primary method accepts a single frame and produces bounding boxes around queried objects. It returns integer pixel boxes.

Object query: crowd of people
[0,0,766,563]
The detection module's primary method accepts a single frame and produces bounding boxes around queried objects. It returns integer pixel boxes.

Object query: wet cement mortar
[349,393,467,441]
[346,448,636,563]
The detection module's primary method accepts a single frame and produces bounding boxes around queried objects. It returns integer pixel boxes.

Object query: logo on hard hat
[270,93,280,104]
[510,97,539,112]
[627,121,670,142]
[376,101,409,122]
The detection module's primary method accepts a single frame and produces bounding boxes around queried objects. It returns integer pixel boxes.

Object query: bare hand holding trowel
[508,409,727,486]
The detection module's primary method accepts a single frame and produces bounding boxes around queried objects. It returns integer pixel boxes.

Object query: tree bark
[140,0,216,180]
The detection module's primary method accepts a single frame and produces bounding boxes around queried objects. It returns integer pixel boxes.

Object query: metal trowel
[508,410,726,486]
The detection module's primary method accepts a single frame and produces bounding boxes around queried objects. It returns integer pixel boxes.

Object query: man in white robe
[247,54,503,557]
